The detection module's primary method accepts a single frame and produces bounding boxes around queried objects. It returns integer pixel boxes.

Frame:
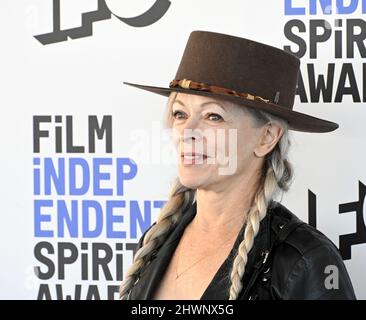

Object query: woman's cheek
[170,126,181,148]
[214,139,229,166]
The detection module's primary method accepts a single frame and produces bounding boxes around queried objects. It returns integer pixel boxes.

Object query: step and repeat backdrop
[0,0,365,299]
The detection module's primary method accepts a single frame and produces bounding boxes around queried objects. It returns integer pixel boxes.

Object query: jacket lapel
[200,209,271,299]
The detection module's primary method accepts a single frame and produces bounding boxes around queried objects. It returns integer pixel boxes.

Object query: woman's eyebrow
[173,99,227,112]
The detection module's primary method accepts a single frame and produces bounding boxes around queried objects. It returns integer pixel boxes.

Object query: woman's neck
[193,174,259,235]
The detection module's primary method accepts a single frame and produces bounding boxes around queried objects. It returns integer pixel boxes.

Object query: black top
[127,200,356,300]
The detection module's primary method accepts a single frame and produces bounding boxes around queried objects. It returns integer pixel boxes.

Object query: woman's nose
[180,118,203,142]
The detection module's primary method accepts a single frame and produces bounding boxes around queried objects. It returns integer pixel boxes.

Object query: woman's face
[170,92,269,191]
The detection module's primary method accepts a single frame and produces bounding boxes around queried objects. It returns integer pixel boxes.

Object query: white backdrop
[0,0,365,299]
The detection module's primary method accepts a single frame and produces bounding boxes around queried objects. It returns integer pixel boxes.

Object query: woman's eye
[172,110,187,120]
[207,113,223,122]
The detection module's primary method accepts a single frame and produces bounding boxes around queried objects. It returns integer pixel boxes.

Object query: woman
[119,31,356,300]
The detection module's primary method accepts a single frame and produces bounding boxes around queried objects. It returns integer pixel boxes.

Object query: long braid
[119,177,194,299]
[228,113,293,299]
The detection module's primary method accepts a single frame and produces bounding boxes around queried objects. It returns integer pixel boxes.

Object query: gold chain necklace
[174,210,249,280]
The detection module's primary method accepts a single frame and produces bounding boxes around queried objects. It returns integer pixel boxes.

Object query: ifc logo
[34,0,171,45]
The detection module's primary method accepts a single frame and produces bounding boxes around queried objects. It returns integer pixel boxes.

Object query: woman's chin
[178,173,206,189]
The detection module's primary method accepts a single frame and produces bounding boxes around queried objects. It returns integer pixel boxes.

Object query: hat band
[169,78,271,104]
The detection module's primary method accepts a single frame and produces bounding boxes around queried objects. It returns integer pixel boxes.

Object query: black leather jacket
[127,200,356,300]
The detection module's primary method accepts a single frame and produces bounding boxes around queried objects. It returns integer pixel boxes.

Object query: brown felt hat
[123,30,338,133]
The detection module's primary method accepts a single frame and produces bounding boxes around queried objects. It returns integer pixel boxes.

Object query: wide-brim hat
[123,30,338,133]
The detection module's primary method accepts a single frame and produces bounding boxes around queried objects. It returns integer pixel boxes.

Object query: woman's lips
[181,152,208,164]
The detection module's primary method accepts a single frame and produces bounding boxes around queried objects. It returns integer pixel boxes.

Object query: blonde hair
[120,91,294,300]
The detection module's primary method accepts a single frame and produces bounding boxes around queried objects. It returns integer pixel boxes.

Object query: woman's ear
[254,122,284,157]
